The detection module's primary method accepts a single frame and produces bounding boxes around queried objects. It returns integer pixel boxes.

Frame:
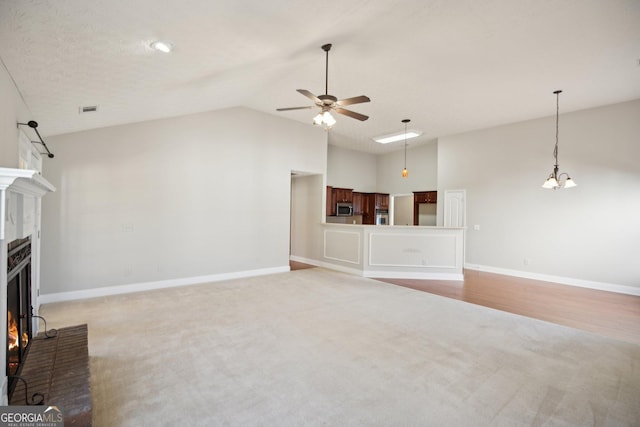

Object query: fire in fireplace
[6,236,32,398]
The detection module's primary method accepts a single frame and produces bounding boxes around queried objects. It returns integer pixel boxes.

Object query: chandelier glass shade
[313,109,336,129]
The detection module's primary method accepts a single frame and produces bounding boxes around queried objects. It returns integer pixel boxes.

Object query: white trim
[363,270,464,281]
[318,262,362,277]
[289,255,362,277]
[39,266,290,304]
[464,263,640,296]
[289,255,322,267]
[368,232,460,269]
[289,255,463,281]
[323,229,361,265]
[0,167,55,195]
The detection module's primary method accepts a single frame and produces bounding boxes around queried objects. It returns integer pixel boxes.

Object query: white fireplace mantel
[0,168,55,240]
[0,167,55,192]
[1,167,55,405]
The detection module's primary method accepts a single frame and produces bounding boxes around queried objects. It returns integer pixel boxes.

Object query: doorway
[392,194,413,226]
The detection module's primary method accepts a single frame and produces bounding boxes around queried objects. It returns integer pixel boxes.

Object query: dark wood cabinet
[362,193,375,224]
[352,192,363,215]
[326,187,388,223]
[413,191,437,204]
[327,187,353,216]
[359,193,388,224]
[375,193,389,209]
[334,188,353,203]
[326,186,335,216]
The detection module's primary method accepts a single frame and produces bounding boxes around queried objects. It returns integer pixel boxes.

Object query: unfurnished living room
[0,1,639,426]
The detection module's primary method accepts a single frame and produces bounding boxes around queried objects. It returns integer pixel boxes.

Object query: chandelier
[542,90,576,189]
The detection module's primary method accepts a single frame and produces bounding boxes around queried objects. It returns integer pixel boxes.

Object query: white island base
[316,224,464,280]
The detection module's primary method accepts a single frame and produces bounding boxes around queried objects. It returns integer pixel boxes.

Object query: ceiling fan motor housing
[318,94,338,105]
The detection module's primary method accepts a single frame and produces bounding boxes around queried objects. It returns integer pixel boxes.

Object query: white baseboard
[290,255,464,281]
[290,255,363,276]
[39,266,291,304]
[464,263,640,296]
[363,271,464,281]
[289,255,322,267]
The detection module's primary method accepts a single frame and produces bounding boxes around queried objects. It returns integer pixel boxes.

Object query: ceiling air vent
[79,105,98,114]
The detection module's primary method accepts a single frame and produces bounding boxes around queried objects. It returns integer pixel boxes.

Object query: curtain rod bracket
[17,121,55,158]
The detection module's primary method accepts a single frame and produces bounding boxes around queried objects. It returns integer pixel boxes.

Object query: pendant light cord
[404,121,408,168]
[553,90,561,169]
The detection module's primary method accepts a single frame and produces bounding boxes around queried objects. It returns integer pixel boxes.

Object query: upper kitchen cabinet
[413,191,437,204]
[334,188,353,203]
[326,186,353,216]
[375,193,389,209]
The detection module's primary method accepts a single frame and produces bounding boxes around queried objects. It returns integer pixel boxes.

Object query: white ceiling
[1,0,639,154]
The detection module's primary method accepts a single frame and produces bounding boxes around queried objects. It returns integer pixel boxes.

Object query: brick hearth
[9,324,91,425]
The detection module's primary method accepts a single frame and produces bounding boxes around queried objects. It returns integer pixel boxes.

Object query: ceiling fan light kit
[542,90,577,190]
[277,43,370,130]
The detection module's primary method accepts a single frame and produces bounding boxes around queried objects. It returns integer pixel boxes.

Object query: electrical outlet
[474,224,480,230]
[524,258,530,265]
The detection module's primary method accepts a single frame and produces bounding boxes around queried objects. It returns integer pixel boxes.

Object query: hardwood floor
[290,260,316,271]
[290,261,640,346]
[376,270,640,346]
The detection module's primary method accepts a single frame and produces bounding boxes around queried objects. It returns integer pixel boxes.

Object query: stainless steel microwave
[336,203,353,216]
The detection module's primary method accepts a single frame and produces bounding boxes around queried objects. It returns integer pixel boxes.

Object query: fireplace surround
[0,168,55,405]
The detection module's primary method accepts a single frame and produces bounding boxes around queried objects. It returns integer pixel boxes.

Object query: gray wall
[437,99,640,289]
[41,107,327,295]
[290,174,325,263]
[327,144,376,192]
[0,61,30,168]
[376,141,438,195]
[326,141,439,195]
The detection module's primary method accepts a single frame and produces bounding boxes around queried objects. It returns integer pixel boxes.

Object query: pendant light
[401,119,410,178]
[542,90,577,189]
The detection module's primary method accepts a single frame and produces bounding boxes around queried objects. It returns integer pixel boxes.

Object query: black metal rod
[30,315,58,339]
[7,376,45,405]
[17,121,55,158]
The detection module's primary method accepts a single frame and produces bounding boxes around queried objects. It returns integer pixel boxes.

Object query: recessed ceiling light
[150,41,173,53]
[373,130,422,144]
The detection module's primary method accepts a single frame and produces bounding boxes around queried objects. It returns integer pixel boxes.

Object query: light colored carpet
[40,268,640,426]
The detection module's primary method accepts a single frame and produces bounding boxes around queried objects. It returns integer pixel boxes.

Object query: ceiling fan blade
[276,106,314,111]
[336,95,371,107]
[297,89,322,103]
[335,108,369,121]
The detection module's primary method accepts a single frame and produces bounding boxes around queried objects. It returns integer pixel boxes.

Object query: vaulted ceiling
[1,0,638,154]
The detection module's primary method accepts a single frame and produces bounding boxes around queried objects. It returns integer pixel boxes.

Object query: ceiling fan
[276,43,370,128]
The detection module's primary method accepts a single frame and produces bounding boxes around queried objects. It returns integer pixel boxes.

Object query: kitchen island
[318,223,464,280]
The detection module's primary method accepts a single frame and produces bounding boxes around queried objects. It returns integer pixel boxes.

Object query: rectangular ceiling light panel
[374,130,422,144]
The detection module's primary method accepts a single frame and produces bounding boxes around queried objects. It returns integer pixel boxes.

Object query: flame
[8,311,19,351]
[7,311,27,351]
